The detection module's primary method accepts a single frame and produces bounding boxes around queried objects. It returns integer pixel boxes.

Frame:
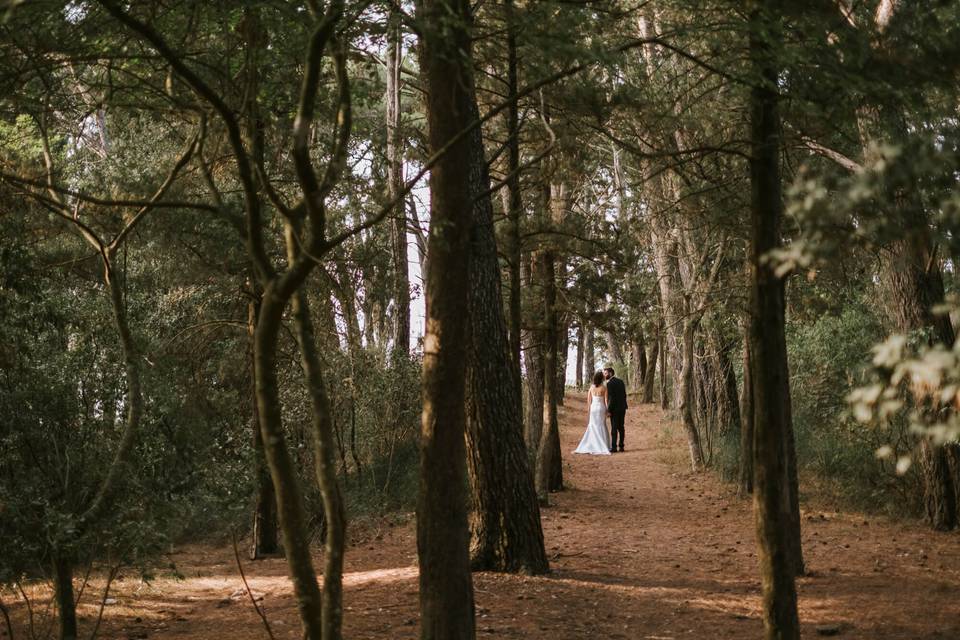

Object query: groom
[604,367,627,452]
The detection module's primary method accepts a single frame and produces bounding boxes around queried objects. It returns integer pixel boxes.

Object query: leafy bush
[786,299,923,515]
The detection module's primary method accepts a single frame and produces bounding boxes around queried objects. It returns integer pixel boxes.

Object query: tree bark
[462,67,549,575]
[748,3,801,637]
[583,325,595,382]
[54,556,77,640]
[556,316,569,406]
[642,322,659,403]
[606,329,625,367]
[522,254,545,459]
[249,288,279,559]
[678,316,705,471]
[866,108,958,530]
[288,271,346,639]
[254,285,326,640]
[739,321,755,497]
[659,331,669,409]
[504,0,523,373]
[386,7,410,359]
[631,326,647,393]
[575,325,584,389]
[536,249,563,500]
[416,0,478,635]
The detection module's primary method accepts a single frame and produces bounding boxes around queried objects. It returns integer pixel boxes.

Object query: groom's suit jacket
[607,376,628,413]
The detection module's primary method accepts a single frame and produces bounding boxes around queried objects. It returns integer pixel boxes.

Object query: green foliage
[786,298,922,515]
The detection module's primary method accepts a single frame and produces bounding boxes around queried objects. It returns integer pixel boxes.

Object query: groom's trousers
[610,410,626,450]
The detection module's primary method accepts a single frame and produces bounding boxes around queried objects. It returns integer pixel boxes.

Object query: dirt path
[9,402,960,638]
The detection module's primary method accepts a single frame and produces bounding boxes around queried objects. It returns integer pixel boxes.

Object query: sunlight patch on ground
[545,575,762,617]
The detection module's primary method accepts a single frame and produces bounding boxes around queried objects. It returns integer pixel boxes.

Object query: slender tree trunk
[659,331,669,409]
[462,72,549,575]
[583,325,595,382]
[288,259,346,639]
[536,249,563,500]
[386,8,410,359]
[575,325,584,389]
[642,323,659,403]
[54,555,77,640]
[522,254,545,458]
[249,287,279,559]
[255,287,325,640]
[739,321,755,497]
[416,0,478,635]
[679,316,705,471]
[504,0,523,373]
[556,317,569,406]
[748,3,800,636]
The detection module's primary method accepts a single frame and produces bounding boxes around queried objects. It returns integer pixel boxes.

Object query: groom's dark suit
[606,376,628,451]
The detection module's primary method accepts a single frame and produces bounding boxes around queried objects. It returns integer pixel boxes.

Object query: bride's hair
[593,371,604,387]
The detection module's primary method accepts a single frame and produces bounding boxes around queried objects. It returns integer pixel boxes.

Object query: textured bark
[416,0,478,635]
[386,8,410,359]
[462,72,549,575]
[748,3,801,636]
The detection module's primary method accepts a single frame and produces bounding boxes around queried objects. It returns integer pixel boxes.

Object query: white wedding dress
[574,391,611,455]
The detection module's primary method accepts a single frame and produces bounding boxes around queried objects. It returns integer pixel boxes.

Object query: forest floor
[6,401,960,639]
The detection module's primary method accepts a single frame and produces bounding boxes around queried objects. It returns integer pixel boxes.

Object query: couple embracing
[574,367,628,456]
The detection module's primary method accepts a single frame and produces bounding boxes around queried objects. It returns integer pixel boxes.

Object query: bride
[574,371,612,455]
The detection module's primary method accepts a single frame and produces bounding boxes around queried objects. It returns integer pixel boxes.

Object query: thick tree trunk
[386,8,410,359]
[748,4,800,637]
[54,555,77,640]
[462,74,549,575]
[416,0,478,635]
